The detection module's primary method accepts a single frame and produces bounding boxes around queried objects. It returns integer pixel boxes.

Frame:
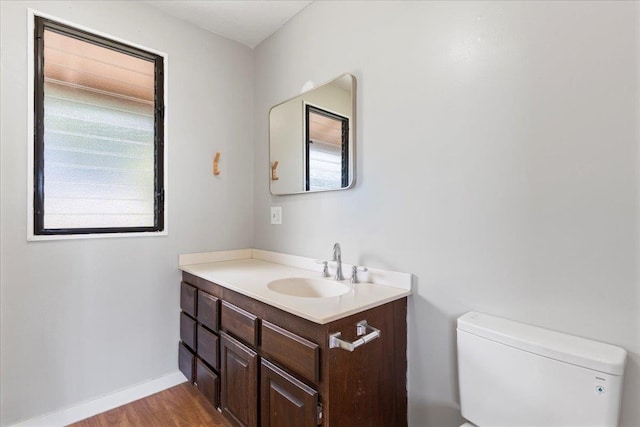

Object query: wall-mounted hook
[271,161,279,181]
[213,152,221,176]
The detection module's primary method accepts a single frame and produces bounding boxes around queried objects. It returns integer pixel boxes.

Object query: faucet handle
[351,266,368,283]
[315,259,330,277]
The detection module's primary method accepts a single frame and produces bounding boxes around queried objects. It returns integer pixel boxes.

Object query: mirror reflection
[269,74,355,195]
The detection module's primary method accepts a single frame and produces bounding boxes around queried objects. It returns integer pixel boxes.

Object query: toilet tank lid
[457,312,627,375]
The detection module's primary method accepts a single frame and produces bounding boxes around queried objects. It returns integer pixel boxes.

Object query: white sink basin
[267,277,350,298]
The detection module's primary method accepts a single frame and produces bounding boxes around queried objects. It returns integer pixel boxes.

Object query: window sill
[27,230,168,242]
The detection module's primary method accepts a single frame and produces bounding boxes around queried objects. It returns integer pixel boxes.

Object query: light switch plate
[271,207,282,225]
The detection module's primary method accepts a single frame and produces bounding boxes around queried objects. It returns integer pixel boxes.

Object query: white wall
[253,2,640,426]
[0,1,253,425]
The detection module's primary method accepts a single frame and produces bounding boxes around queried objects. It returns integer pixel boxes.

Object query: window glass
[308,141,343,191]
[306,106,348,191]
[34,17,164,235]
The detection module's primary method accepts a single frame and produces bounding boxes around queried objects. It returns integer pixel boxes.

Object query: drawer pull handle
[329,320,380,351]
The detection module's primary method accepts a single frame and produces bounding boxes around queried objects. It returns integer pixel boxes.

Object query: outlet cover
[271,207,282,225]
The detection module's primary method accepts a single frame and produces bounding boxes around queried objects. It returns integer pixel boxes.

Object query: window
[32,16,165,236]
[305,105,349,191]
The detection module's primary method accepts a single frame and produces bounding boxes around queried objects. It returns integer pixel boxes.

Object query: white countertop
[179,249,412,324]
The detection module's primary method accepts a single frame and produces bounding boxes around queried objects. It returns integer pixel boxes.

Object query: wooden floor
[69,383,232,427]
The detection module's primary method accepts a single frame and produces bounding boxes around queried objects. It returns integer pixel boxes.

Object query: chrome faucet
[332,242,344,281]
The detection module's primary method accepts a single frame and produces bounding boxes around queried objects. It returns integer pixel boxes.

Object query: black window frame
[33,16,165,236]
[304,104,349,192]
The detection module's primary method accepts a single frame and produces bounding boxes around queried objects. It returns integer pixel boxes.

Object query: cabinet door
[261,359,318,427]
[220,331,258,427]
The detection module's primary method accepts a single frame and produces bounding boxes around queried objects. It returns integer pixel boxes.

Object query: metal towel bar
[329,320,380,351]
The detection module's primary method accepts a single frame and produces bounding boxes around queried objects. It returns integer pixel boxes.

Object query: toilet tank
[457,312,626,427]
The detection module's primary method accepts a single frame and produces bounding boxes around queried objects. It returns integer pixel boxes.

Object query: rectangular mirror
[269,74,356,195]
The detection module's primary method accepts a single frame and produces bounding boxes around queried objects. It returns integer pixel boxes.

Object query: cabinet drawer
[221,301,259,347]
[180,282,197,318]
[178,342,195,383]
[197,291,219,332]
[197,324,219,370]
[261,321,320,384]
[196,358,219,409]
[180,312,197,351]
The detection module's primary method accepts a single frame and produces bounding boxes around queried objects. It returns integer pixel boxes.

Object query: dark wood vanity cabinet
[179,271,407,427]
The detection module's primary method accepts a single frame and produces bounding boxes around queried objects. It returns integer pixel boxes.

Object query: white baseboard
[9,371,187,427]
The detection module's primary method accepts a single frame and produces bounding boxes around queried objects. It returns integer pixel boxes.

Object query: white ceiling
[145,1,312,48]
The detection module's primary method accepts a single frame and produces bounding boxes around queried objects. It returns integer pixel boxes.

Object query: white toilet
[457,312,627,427]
